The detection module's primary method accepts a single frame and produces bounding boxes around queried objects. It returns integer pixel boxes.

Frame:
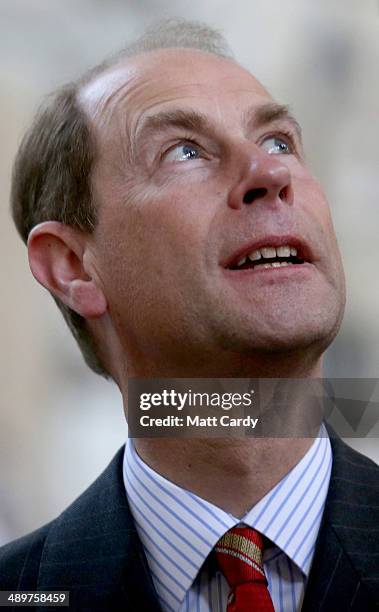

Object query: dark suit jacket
[0,436,378,611]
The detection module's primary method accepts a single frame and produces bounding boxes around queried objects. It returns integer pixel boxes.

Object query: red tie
[215,526,275,612]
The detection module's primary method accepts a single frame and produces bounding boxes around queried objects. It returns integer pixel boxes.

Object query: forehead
[79,48,273,136]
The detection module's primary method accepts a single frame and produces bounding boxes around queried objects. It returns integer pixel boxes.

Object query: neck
[125,357,323,518]
[133,436,314,518]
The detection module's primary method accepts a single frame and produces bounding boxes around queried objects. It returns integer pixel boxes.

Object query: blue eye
[164,143,201,162]
[261,136,291,155]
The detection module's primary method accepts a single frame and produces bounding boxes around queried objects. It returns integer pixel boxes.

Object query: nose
[227,145,294,210]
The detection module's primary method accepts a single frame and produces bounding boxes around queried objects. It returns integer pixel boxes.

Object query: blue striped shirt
[123,428,332,612]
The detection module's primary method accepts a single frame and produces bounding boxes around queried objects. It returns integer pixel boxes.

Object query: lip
[223,261,315,282]
[222,234,313,269]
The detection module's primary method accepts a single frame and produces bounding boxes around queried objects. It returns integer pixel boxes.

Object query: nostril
[243,187,267,204]
[279,186,287,201]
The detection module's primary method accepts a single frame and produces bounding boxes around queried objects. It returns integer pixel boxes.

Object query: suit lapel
[302,514,364,610]
[302,435,379,611]
[37,447,162,611]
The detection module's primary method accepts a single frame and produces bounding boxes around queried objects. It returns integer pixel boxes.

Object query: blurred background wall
[0,0,378,544]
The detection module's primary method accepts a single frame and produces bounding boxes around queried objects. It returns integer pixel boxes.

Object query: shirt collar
[123,426,331,609]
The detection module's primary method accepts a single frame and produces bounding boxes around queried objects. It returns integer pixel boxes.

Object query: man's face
[81,49,345,375]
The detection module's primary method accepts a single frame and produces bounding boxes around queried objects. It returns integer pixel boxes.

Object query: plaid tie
[215,526,275,611]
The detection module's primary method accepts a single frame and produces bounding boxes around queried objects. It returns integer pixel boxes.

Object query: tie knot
[215,526,265,587]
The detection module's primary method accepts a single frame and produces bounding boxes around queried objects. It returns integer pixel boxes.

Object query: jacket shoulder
[327,437,379,604]
[0,522,53,589]
[0,446,126,592]
[329,436,378,496]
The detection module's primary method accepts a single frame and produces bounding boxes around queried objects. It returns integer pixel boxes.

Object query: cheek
[132,179,217,254]
[296,172,345,289]
[295,171,336,232]
[95,196,201,305]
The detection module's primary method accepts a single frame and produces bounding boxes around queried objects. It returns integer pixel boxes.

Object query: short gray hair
[11,19,234,378]
[80,19,234,88]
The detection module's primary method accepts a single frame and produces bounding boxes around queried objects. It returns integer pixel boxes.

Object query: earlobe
[69,279,108,318]
[27,221,107,319]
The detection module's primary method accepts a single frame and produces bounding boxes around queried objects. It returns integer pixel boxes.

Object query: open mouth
[226,244,306,271]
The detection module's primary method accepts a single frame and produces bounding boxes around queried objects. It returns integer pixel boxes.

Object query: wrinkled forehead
[78,48,271,138]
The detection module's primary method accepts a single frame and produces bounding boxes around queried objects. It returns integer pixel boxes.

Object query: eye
[261,135,292,155]
[163,142,202,162]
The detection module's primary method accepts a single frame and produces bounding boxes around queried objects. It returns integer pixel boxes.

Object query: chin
[217,306,344,361]
[254,317,343,362]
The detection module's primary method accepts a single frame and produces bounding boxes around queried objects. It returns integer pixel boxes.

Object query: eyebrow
[134,109,212,145]
[134,102,302,149]
[247,102,302,140]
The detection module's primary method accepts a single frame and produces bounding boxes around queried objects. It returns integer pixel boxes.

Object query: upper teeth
[237,245,298,267]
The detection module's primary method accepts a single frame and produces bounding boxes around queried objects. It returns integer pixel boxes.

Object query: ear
[27,221,107,319]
